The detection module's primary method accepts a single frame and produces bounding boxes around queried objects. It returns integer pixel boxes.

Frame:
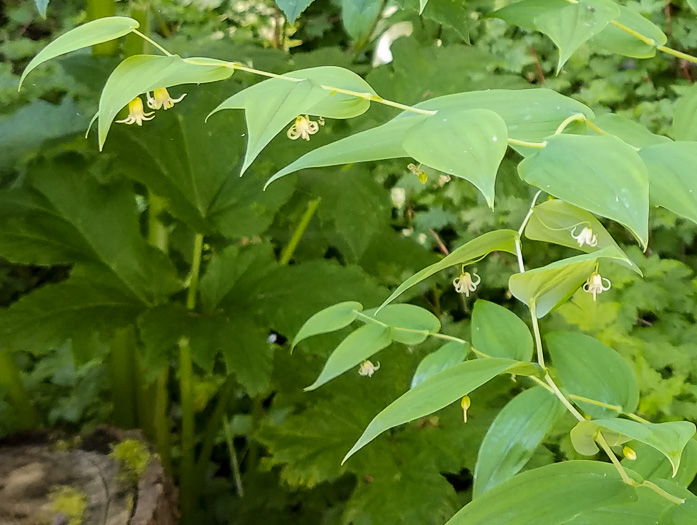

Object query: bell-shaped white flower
[116,97,155,126]
[453,268,481,297]
[287,115,322,141]
[571,226,598,248]
[358,360,380,377]
[582,271,611,301]
[147,87,186,110]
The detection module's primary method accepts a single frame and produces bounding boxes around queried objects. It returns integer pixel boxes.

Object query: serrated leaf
[591,6,667,58]
[524,199,640,274]
[266,89,593,186]
[509,249,620,318]
[640,142,697,225]
[448,461,638,524]
[292,301,363,349]
[19,17,139,89]
[473,387,566,497]
[572,419,696,477]
[208,67,375,174]
[518,134,649,248]
[97,54,233,149]
[343,357,537,462]
[276,0,315,23]
[367,304,441,345]
[379,229,518,310]
[471,300,533,361]
[107,85,294,236]
[411,341,468,388]
[622,440,697,488]
[672,84,697,141]
[546,332,639,418]
[402,108,508,208]
[305,323,392,391]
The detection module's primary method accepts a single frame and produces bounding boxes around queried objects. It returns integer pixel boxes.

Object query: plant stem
[86,0,118,56]
[223,414,245,498]
[153,369,172,474]
[125,8,151,55]
[279,198,321,265]
[554,113,586,135]
[179,233,204,522]
[568,394,622,412]
[657,45,697,65]
[195,377,234,483]
[132,29,172,56]
[0,350,39,430]
[109,325,138,428]
[508,138,547,149]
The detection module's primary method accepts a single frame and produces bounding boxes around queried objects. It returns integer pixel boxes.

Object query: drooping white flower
[287,115,322,141]
[453,268,481,297]
[147,87,186,110]
[116,97,155,126]
[571,225,598,248]
[358,360,380,377]
[582,271,611,301]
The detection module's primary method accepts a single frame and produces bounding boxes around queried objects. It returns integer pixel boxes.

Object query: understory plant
[5,0,697,522]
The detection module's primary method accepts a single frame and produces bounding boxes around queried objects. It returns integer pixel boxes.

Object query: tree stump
[0,426,178,525]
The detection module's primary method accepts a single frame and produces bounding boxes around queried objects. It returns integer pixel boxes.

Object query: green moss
[110,439,151,485]
[49,486,87,525]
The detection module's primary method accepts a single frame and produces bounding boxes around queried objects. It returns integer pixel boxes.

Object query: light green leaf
[305,323,392,391]
[672,83,697,141]
[658,479,697,523]
[591,6,667,58]
[276,0,315,22]
[19,17,139,89]
[533,0,620,71]
[208,67,375,174]
[572,419,696,477]
[367,304,440,345]
[640,142,697,225]
[473,387,566,497]
[689,0,697,11]
[524,199,640,274]
[493,0,569,31]
[34,0,49,17]
[266,89,593,186]
[447,461,638,524]
[546,332,639,418]
[343,357,537,462]
[509,249,620,318]
[342,0,383,41]
[378,230,518,311]
[411,341,468,388]
[518,134,649,248]
[568,485,672,525]
[402,108,508,208]
[622,440,697,487]
[97,54,233,149]
[589,114,671,149]
[292,301,363,350]
[471,300,533,361]
[419,0,429,13]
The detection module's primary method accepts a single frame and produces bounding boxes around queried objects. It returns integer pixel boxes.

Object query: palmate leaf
[107,85,295,236]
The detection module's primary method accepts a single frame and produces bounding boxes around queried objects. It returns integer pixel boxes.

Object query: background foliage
[2,0,697,522]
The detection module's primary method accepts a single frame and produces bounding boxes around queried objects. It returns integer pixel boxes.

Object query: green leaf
[97,54,233,149]
[524,199,641,274]
[19,17,139,89]
[658,479,697,524]
[533,0,620,71]
[471,300,533,361]
[34,0,49,17]
[493,0,569,31]
[343,357,537,462]
[589,114,671,149]
[672,84,697,141]
[572,419,696,476]
[546,332,639,418]
[276,0,315,23]
[368,304,441,345]
[292,301,363,350]
[509,249,618,318]
[266,89,593,186]
[107,85,294,236]
[411,341,468,388]
[402,108,508,208]
[342,0,383,41]
[305,323,392,391]
[379,230,518,310]
[640,142,697,225]
[473,387,566,497]
[0,267,145,353]
[518,134,649,248]
[419,0,429,13]
[622,440,697,487]
[208,67,375,175]
[448,461,638,524]
[568,486,671,525]
[591,6,667,58]
[0,158,181,304]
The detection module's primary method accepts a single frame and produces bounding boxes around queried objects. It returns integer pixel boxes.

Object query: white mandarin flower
[147,87,186,110]
[582,271,611,301]
[453,268,481,297]
[391,187,406,209]
[358,360,380,377]
[116,97,155,126]
[287,115,322,141]
[571,225,598,248]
